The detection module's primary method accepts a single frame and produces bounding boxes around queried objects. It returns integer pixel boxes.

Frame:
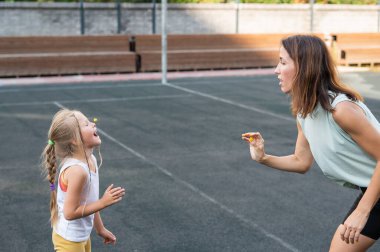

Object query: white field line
[163,82,294,122]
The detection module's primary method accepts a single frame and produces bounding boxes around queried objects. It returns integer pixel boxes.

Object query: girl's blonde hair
[41,108,101,226]
[281,35,362,118]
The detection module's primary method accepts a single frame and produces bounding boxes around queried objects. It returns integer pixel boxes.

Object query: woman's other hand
[242,132,266,163]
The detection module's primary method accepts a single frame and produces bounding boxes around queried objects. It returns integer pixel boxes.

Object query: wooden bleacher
[133,34,294,72]
[332,33,380,67]
[0,35,136,77]
[0,33,331,77]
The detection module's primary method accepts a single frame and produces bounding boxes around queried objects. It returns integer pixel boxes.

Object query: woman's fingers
[339,224,346,241]
[342,225,359,244]
[349,230,356,244]
[241,132,263,144]
[241,136,251,143]
[354,230,360,242]
[349,228,362,244]
[343,226,351,243]
[242,132,261,138]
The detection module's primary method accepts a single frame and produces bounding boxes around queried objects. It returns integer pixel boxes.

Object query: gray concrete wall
[0,2,379,36]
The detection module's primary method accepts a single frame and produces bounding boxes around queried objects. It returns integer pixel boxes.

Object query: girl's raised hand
[101,184,125,207]
[241,132,266,162]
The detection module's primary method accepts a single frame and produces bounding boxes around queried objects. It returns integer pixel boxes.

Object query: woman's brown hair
[281,34,362,118]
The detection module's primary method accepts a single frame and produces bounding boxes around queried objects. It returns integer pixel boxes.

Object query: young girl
[42,109,125,252]
[242,35,380,251]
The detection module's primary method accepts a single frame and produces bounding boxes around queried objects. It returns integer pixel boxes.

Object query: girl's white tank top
[54,156,99,242]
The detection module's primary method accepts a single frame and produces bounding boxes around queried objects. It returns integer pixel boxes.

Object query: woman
[242,35,380,251]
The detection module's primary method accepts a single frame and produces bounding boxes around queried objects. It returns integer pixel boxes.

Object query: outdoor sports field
[1,70,380,252]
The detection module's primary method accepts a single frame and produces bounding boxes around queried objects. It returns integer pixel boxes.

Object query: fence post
[80,0,85,35]
[116,0,121,34]
[152,0,157,34]
[161,0,167,84]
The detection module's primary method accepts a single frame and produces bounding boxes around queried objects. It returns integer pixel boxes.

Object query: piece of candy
[249,136,254,142]
[93,117,98,123]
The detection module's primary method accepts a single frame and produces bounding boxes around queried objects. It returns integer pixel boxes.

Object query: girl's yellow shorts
[52,231,91,252]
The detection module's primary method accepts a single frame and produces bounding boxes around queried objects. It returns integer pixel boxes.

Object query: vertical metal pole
[378,0,380,32]
[116,0,121,34]
[235,0,240,34]
[152,0,157,34]
[80,0,85,35]
[310,0,314,33]
[161,0,167,84]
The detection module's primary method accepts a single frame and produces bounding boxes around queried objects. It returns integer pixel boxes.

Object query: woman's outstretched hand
[101,184,125,207]
[241,132,266,162]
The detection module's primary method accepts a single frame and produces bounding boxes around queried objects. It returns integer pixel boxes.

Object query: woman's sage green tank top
[297,93,380,188]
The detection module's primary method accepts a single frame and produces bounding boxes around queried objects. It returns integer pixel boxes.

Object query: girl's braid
[43,143,58,226]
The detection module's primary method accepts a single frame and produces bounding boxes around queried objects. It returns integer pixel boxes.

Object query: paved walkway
[1,67,380,101]
[0,68,275,87]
